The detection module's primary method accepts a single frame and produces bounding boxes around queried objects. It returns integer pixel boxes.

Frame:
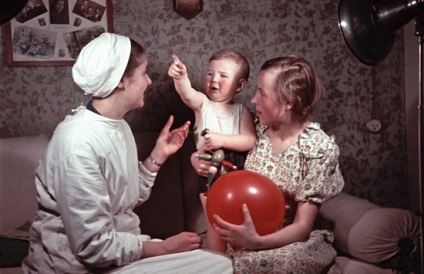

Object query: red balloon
[206,170,285,236]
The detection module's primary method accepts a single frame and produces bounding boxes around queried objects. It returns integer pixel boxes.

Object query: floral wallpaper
[0,0,407,208]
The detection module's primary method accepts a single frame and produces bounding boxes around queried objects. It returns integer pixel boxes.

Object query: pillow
[346,207,419,270]
[333,256,396,274]
[318,192,379,246]
[318,192,420,271]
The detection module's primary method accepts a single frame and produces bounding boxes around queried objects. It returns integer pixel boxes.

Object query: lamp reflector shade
[338,0,421,65]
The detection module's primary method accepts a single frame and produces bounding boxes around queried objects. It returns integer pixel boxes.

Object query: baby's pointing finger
[172,54,180,65]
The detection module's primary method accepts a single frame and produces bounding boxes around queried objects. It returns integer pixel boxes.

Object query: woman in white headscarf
[22,33,232,274]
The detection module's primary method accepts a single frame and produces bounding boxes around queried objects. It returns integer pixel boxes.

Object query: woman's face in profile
[252,69,289,126]
[122,55,152,109]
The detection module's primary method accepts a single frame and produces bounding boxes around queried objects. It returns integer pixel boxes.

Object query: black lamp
[0,0,29,25]
[338,0,424,271]
[339,0,424,65]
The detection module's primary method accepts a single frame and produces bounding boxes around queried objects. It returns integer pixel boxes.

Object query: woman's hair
[209,49,250,81]
[123,38,146,77]
[260,55,322,122]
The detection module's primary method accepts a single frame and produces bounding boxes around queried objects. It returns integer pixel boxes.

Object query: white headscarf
[72,32,131,98]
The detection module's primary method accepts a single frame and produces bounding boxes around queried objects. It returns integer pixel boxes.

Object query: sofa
[0,132,421,274]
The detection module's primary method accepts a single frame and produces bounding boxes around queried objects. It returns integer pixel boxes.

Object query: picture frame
[173,0,203,20]
[4,0,113,67]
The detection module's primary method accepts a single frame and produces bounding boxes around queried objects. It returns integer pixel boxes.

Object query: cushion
[333,256,396,274]
[318,192,379,247]
[0,134,49,233]
[319,192,420,271]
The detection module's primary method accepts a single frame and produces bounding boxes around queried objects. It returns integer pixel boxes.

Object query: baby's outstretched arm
[168,55,205,112]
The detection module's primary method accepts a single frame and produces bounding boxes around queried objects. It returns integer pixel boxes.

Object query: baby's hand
[204,132,224,151]
[168,54,187,80]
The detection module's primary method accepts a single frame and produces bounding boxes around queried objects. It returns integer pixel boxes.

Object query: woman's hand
[211,201,319,252]
[141,232,201,258]
[212,204,261,250]
[149,115,190,166]
[161,232,201,253]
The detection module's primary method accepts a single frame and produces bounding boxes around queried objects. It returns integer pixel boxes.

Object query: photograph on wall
[4,0,113,66]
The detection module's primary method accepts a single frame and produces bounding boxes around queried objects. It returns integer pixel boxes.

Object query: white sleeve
[137,162,157,205]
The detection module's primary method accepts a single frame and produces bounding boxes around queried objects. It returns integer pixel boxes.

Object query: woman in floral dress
[193,55,345,273]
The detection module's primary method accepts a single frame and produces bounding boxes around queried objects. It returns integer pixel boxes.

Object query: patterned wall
[0,0,407,207]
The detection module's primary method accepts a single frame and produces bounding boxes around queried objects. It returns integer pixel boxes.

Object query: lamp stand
[415,14,424,273]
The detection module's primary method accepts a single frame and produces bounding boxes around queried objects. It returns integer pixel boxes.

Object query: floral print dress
[229,122,345,274]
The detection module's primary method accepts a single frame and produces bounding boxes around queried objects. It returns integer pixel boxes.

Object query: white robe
[23,108,158,273]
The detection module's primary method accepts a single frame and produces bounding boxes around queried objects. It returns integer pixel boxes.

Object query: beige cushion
[319,192,420,270]
[346,208,419,265]
[334,256,396,274]
[0,135,49,232]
